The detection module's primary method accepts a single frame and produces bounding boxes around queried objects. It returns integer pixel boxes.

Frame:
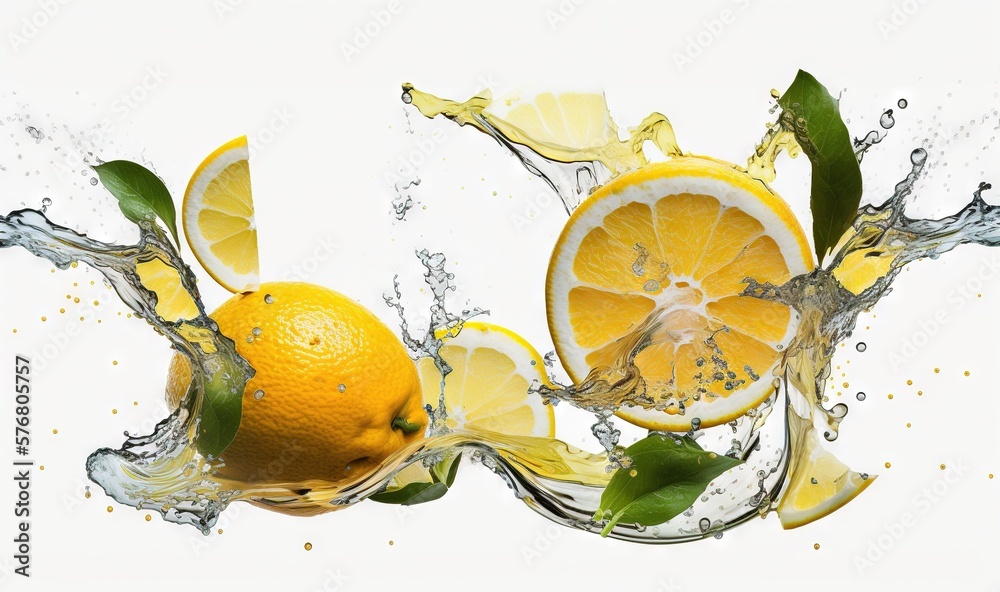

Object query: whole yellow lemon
[166,282,427,484]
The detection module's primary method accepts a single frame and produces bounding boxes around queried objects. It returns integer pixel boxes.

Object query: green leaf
[93,160,180,248]
[430,453,461,487]
[370,481,449,505]
[370,455,461,506]
[778,69,863,266]
[194,355,245,459]
[593,435,742,537]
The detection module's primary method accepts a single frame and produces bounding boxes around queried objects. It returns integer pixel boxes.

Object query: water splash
[2,82,999,544]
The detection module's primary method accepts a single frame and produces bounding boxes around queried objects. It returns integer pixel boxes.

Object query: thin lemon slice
[547,156,813,431]
[182,136,259,293]
[484,89,616,153]
[777,411,876,529]
[135,258,200,322]
[417,322,555,437]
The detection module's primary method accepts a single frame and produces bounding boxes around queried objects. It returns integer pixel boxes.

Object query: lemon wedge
[417,321,555,437]
[182,136,259,293]
[777,410,876,529]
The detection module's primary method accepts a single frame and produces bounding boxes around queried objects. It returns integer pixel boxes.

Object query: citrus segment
[547,156,813,431]
[485,90,615,152]
[416,322,555,437]
[135,258,200,322]
[778,411,876,529]
[182,136,259,293]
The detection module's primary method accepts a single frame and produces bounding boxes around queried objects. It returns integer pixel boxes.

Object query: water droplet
[41,197,52,207]
[856,342,867,352]
[25,125,43,142]
[89,177,98,186]
[253,390,265,400]
[264,294,274,304]
[699,517,711,532]
[810,477,818,484]
[246,336,254,343]
[856,392,866,401]
[401,92,412,104]
[304,542,313,551]
[690,418,701,430]
[910,148,928,166]
[252,327,262,336]
[880,109,895,129]
[898,98,908,109]
[642,279,659,292]
[337,383,346,393]
[629,469,638,477]
[713,532,724,540]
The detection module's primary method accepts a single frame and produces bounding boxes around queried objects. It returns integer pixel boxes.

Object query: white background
[0,0,998,589]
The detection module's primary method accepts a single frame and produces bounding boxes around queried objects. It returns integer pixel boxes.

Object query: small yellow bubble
[112,360,118,366]
[40,316,47,322]
[917,390,923,396]
[59,308,65,314]
[629,469,638,477]
[133,401,139,406]
[906,380,913,386]
[964,370,970,377]
[93,300,99,306]
[388,540,394,546]
[52,429,58,434]
[813,543,820,550]
[906,423,912,428]
[66,294,71,299]
[990,474,995,480]
[12,329,16,334]
[73,282,78,287]
[39,465,44,470]
[85,491,91,499]
[885,462,891,469]
[112,409,118,415]
[71,262,78,268]
[934,367,940,373]
[940,464,947,470]
[888,394,894,400]
[145,514,152,522]
[73,297,80,303]
[107,506,113,513]
[304,542,313,551]
[217,529,223,535]
[842,382,849,388]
